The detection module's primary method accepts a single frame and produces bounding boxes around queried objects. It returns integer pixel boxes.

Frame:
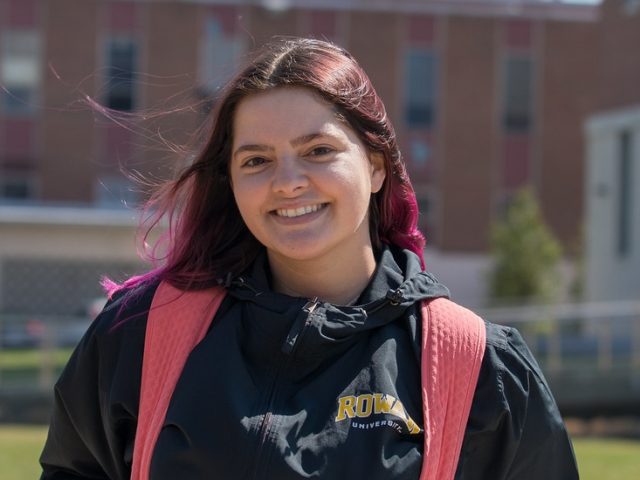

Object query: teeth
[276,204,324,218]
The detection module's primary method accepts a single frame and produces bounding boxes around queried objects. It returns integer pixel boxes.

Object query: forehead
[232,87,350,144]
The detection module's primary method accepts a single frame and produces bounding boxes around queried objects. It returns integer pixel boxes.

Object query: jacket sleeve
[456,324,579,480]
[39,293,147,480]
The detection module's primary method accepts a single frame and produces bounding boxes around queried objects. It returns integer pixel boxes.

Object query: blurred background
[0,0,639,476]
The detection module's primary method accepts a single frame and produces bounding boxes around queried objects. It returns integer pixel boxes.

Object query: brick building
[0,0,603,309]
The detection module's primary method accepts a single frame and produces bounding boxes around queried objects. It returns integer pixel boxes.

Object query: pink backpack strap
[130,281,226,480]
[419,297,487,480]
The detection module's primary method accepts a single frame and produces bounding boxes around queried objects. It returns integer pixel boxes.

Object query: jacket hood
[225,245,449,349]
[358,244,449,306]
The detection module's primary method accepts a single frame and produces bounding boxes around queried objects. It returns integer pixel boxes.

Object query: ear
[369,151,386,194]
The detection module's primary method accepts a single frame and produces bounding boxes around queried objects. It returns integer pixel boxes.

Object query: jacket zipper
[250,298,319,480]
[303,297,320,313]
[281,297,319,355]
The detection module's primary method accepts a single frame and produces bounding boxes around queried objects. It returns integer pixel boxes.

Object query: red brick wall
[540,20,598,250]
[141,2,201,180]
[41,0,98,202]
[347,11,402,124]
[598,0,640,110]
[439,16,498,251]
[10,1,604,254]
[246,6,299,44]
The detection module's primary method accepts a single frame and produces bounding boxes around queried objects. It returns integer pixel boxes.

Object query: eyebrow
[233,144,274,159]
[233,132,330,159]
[290,132,325,147]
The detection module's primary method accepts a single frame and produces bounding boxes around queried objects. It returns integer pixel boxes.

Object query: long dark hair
[106,37,425,294]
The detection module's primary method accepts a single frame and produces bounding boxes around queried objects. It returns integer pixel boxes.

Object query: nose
[271,155,309,195]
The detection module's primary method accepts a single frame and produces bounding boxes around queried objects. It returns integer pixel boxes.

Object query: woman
[40,38,578,479]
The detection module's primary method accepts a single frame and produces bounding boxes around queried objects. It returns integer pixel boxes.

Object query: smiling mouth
[274,203,328,218]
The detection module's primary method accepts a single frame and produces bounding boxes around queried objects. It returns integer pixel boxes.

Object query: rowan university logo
[334,393,422,435]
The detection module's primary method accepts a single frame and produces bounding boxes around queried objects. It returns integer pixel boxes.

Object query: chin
[269,246,327,263]
[266,239,336,264]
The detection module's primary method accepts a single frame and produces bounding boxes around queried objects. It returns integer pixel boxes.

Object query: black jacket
[40,247,578,479]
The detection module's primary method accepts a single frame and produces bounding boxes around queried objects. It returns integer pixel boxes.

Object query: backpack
[131,281,486,480]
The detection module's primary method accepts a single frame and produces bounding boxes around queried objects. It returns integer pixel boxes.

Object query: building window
[95,175,139,209]
[199,15,243,94]
[417,192,436,242]
[0,30,41,114]
[623,0,640,15]
[105,37,137,111]
[0,173,34,201]
[503,56,533,132]
[410,138,431,169]
[404,49,437,128]
[618,131,633,257]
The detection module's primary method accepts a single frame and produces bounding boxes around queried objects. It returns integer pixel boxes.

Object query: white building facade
[585,105,640,302]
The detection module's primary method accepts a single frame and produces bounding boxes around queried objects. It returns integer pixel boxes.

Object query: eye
[307,146,334,157]
[241,156,268,168]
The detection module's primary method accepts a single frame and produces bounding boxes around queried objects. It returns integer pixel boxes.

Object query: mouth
[273,203,328,218]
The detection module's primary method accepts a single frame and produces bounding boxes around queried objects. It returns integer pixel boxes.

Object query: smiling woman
[39,38,578,480]
[230,88,385,304]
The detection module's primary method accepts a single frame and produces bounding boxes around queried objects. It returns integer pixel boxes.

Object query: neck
[268,246,378,305]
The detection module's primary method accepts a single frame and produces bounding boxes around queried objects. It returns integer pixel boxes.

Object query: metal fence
[1,300,639,418]
[0,315,93,391]
[479,301,640,415]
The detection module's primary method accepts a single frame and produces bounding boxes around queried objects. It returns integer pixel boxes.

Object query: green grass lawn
[0,348,73,369]
[0,425,48,480]
[574,437,640,479]
[1,424,638,479]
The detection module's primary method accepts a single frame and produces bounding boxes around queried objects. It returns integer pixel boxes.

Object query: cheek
[233,192,264,241]
[231,181,258,222]
[328,161,374,199]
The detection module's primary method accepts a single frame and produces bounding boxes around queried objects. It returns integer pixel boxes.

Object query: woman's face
[229,87,386,267]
